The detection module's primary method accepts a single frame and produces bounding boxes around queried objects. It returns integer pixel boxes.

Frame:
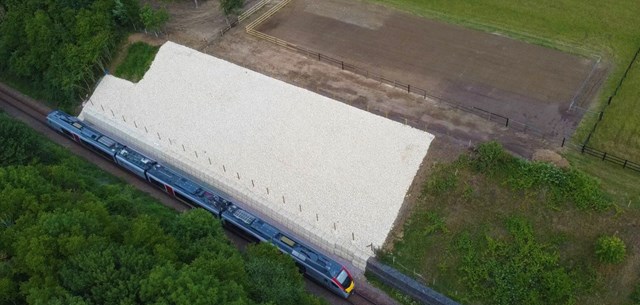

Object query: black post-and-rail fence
[313,42,640,175]
[244,7,640,176]
[278,36,549,136]
[563,140,640,173]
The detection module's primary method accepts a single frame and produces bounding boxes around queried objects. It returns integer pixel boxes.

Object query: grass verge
[380,142,640,305]
[114,42,159,83]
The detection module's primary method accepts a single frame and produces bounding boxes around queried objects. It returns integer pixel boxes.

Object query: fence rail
[246,0,640,177]
[564,141,640,173]
[246,4,548,141]
[238,0,271,22]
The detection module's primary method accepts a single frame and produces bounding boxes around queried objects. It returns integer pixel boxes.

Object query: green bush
[472,141,510,175]
[469,141,611,210]
[595,235,626,264]
[456,217,576,305]
[630,283,640,304]
[0,112,48,166]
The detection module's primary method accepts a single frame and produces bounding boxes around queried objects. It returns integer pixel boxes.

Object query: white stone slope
[80,41,434,269]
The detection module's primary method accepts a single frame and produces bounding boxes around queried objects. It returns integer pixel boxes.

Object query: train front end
[334,267,354,298]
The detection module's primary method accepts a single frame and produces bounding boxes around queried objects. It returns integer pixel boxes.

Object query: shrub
[456,217,576,305]
[595,235,626,264]
[472,141,511,174]
[630,283,640,304]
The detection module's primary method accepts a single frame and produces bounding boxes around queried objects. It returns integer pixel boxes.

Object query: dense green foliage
[456,217,574,305]
[0,113,326,304]
[140,4,169,35]
[0,0,141,110]
[631,284,640,305]
[219,0,244,16]
[114,42,159,82]
[381,142,639,305]
[0,113,49,166]
[595,235,627,264]
[245,244,327,305]
[470,142,610,210]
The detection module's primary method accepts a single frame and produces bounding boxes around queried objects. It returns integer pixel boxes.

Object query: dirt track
[257,0,607,138]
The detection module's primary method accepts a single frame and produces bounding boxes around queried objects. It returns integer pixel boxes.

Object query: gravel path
[80,42,433,265]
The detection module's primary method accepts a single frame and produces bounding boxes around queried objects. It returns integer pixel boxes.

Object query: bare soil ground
[114,1,608,302]
[256,0,607,139]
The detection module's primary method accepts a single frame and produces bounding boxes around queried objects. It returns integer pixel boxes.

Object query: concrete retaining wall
[366,258,460,305]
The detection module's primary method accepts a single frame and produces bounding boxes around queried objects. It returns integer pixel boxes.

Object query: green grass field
[369,0,640,159]
[363,2,640,304]
[379,143,640,305]
[114,42,159,83]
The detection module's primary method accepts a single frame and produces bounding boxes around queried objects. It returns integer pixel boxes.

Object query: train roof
[48,110,124,151]
[146,164,231,212]
[224,205,343,277]
[117,147,156,170]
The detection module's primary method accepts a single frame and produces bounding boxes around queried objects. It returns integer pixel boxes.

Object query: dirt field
[256,0,607,138]
[97,1,595,302]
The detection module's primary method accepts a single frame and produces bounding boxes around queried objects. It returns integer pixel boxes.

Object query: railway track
[348,290,381,305]
[0,83,361,305]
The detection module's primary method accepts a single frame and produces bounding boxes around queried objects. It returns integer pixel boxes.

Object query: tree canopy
[0,0,141,110]
[0,113,328,304]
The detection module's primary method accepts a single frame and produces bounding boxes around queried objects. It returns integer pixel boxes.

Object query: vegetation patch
[380,142,640,305]
[0,112,327,304]
[0,0,142,111]
[114,42,160,82]
[595,235,627,264]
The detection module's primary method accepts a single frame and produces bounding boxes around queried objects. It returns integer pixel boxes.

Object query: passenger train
[47,110,354,298]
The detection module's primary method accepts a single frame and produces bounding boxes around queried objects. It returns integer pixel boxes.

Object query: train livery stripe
[165,185,175,197]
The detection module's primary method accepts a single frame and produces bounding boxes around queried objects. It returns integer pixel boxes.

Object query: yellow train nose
[345,280,355,294]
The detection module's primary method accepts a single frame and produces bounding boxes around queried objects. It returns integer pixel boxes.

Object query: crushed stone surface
[80,41,434,259]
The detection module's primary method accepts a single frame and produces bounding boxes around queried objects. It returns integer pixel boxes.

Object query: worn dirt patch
[256,0,607,139]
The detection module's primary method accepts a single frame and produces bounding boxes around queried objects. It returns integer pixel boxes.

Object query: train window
[337,270,352,289]
[80,139,113,160]
[280,235,296,248]
[61,129,74,139]
[148,177,165,190]
[175,191,196,206]
[223,220,260,243]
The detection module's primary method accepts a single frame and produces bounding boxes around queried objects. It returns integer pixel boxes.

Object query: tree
[245,243,327,305]
[219,0,243,25]
[140,4,169,36]
[0,0,138,110]
[0,113,43,166]
[113,0,141,29]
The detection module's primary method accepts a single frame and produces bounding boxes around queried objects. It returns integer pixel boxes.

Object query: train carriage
[222,205,354,298]
[145,163,230,215]
[47,110,123,162]
[114,147,156,179]
[46,110,355,298]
